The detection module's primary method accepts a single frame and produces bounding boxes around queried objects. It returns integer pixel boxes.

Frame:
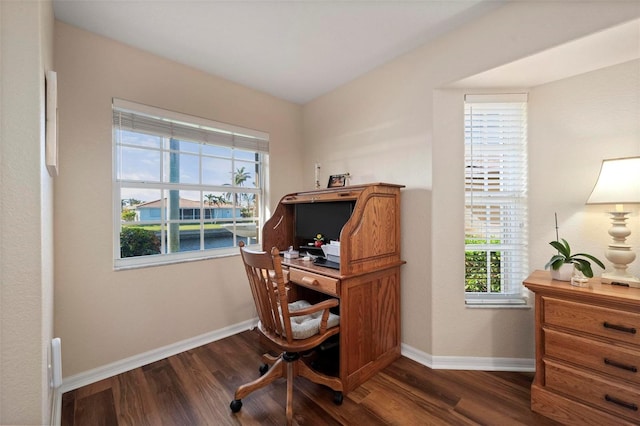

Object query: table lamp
[586,156,640,287]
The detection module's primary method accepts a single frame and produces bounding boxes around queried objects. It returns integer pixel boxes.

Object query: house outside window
[464,94,528,305]
[113,99,268,269]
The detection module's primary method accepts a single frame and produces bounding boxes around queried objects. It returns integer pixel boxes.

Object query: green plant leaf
[547,237,604,277]
[545,255,567,270]
[572,253,605,269]
[573,258,594,278]
[549,239,571,257]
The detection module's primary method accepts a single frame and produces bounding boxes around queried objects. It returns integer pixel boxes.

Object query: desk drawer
[289,269,339,297]
[545,360,640,422]
[545,328,640,385]
[544,297,640,345]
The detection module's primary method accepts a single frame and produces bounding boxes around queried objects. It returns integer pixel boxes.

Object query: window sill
[113,243,261,271]
[465,298,531,309]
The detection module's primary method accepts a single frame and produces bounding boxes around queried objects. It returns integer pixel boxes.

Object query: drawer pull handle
[603,321,637,334]
[605,394,638,411]
[604,358,638,373]
[301,277,320,286]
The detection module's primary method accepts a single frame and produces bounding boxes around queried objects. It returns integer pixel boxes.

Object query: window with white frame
[113,99,268,268]
[464,94,528,305]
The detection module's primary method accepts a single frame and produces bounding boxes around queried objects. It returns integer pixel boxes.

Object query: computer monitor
[294,201,355,245]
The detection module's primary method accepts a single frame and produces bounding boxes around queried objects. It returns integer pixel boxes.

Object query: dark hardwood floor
[62,330,560,425]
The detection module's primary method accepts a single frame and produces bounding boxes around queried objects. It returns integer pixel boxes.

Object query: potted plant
[545,238,605,281]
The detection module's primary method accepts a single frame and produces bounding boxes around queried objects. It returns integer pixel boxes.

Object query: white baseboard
[61,327,534,394]
[54,322,533,425]
[59,318,256,394]
[401,343,535,372]
[51,388,62,426]
[401,343,434,367]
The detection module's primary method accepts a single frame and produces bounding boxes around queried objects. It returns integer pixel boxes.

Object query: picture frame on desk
[327,174,347,188]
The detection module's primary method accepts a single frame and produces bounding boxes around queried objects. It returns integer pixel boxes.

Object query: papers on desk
[321,241,340,264]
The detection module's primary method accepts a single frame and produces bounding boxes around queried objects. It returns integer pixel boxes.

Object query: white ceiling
[52,0,505,104]
[53,1,639,104]
[451,18,640,88]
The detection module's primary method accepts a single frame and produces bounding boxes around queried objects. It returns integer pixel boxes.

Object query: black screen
[295,201,354,243]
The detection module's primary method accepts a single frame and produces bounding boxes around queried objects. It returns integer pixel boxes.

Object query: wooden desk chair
[231,242,343,425]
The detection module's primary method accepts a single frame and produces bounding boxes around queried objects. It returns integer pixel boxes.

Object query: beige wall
[48,0,640,388]
[432,58,640,359]
[0,0,55,424]
[303,1,640,359]
[528,59,640,276]
[2,3,636,423]
[54,22,303,376]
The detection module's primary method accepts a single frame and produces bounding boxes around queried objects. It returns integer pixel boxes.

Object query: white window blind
[113,99,269,153]
[464,94,528,304]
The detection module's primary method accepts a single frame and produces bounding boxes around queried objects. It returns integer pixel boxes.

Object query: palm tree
[234,166,250,187]
[204,193,216,206]
[204,193,225,222]
[224,167,251,207]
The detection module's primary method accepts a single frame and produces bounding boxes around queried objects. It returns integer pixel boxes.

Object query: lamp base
[600,273,640,288]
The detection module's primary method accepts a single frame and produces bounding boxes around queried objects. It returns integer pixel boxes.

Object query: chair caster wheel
[333,391,343,405]
[230,399,243,413]
[259,363,269,376]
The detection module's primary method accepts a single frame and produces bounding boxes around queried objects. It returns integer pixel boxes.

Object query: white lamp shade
[586,156,640,205]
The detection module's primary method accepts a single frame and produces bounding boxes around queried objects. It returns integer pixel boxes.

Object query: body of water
[169,228,254,252]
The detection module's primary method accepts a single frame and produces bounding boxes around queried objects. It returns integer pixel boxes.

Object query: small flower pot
[551,263,574,281]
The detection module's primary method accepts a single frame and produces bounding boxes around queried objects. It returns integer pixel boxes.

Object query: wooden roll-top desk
[262,182,405,394]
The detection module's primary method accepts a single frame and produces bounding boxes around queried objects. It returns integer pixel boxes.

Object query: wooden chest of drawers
[524,270,640,425]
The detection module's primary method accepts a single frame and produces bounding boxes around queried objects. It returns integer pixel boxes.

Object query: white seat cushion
[287,300,340,340]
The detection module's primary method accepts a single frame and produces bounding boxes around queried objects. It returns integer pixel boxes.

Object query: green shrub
[465,238,501,292]
[121,209,136,221]
[120,227,161,258]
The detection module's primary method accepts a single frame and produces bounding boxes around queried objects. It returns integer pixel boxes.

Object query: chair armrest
[288,298,339,317]
[289,298,340,334]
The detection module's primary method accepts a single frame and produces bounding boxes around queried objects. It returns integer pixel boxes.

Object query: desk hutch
[524,270,640,425]
[262,182,405,394]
